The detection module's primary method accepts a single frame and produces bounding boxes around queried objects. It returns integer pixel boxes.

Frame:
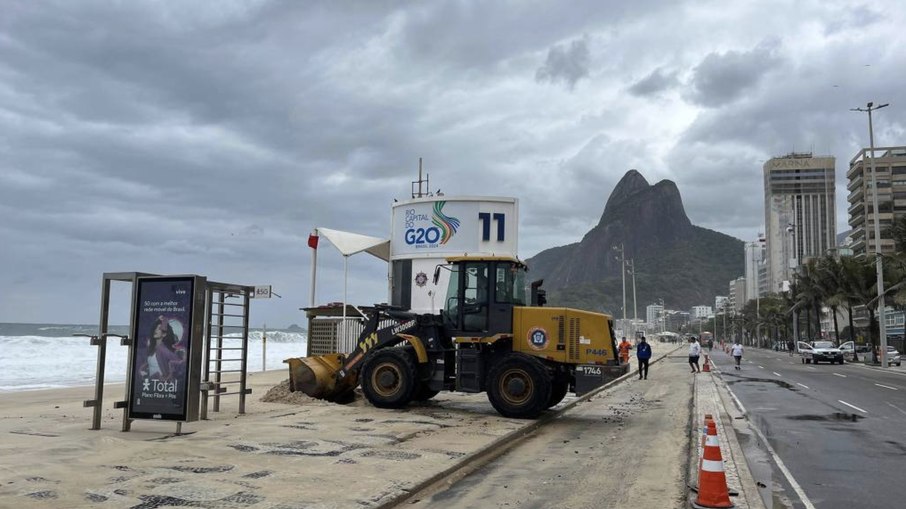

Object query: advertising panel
[128,276,200,421]
[391,198,517,258]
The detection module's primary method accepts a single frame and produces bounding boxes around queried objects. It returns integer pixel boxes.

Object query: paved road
[710,346,906,509]
[406,353,693,509]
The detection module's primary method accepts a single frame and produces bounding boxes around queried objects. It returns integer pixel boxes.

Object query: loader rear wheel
[487,354,552,419]
[361,348,417,409]
[547,376,569,408]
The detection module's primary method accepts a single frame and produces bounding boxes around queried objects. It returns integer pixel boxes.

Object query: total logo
[404,201,460,247]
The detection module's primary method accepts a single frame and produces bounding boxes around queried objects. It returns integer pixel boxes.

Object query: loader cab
[440,257,527,336]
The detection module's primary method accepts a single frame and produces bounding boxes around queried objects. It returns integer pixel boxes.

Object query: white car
[799,341,844,365]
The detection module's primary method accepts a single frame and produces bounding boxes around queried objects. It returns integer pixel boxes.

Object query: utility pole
[851,101,890,367]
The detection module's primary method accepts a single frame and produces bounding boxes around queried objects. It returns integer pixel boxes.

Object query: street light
[612,244,627,326]
[851,101,890,368]
[627,259,638,322]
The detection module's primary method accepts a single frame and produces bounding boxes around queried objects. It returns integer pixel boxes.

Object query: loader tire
[413,383,440,401]
[487,353,552,419]
[361,348,417,409]
[547,376,569,408]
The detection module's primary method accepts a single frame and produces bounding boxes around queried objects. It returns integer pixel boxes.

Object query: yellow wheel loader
[286,256,627,418]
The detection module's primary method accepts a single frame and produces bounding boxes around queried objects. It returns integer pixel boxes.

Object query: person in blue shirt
[636,335,652,380]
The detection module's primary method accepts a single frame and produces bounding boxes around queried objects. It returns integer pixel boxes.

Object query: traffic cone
[701,415,714,448]
[703,354,711,372]
[692,421,734,508]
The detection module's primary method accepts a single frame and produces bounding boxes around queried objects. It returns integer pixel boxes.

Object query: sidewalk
[0,349,763,509]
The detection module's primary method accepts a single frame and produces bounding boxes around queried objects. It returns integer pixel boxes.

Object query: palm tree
[841,256,879,362]
[817,255,845,345]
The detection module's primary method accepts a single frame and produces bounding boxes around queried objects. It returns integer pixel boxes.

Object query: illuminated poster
[128,277,196,421]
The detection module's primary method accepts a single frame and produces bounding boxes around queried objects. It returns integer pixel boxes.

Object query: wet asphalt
[711,347,906,509]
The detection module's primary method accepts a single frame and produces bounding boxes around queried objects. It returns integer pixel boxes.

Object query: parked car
[799,341,844,364]
[884,346,902,366]
[838,341,870,362]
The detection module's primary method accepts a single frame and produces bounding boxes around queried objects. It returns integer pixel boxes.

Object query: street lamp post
[613,244,627,328]
[628,259,638,321]
[851,101,890,368]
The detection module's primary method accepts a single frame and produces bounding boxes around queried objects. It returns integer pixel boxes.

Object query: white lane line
[726,386,817,509]
[833,373,847,378]
[875,383,898,391]
[839,400,868,413]
[806,366,817,370]
[888,402,906,416]
[758,365,764,369]
[773,372,782,377]
[797,383,810,389]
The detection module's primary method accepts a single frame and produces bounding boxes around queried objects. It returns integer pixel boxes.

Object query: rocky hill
[526,170,743,316]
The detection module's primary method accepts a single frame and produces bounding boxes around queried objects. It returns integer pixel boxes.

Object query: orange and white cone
[693,421,734,508]
[703,354,711,372]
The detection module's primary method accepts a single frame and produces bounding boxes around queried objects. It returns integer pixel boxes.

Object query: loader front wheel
[487,354,552,419]
[362,348,417,409]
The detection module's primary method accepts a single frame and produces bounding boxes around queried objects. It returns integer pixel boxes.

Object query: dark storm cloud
[628,68,679,97]
[686,40,783,107]
[1,0,905,324]
[535,38,590,90]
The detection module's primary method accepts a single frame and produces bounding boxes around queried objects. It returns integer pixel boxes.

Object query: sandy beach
[0,370,543,508]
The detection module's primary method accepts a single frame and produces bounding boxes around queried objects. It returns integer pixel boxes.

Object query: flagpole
[309,229,318,307]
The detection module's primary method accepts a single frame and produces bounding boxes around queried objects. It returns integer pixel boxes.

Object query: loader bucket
[284,354,358,403]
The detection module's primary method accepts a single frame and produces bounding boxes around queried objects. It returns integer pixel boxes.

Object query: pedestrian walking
[689,337,701,373]
[787,339,795,356]
[637,335,652,380]
[732,342,744,370]
[618,337,632,367]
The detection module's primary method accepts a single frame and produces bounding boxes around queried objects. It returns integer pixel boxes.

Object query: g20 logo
[405,227,442,245]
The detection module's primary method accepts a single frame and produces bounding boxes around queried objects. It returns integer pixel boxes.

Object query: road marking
[726,386,817,509]
[797,383,810,389]
[888,402,906,416]
[773,372,782,377]
[875,383,898,391]
[839,400,868,413]
[833,373,846,378]
[758,366,764,369]
[806,366,816,370]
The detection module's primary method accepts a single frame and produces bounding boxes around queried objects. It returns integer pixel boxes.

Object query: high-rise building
[715,296,729,313]
[847,146,906,255]
[744,238,766,301]
[764,153,836,293]
[646,304,664,326]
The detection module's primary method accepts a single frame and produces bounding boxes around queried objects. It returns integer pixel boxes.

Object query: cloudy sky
[2,0,905,327]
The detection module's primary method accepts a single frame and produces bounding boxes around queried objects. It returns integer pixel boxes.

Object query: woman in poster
[139,316,186,381]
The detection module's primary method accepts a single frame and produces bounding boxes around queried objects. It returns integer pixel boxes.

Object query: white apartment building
[729,277,746,314]
[691,305,713,319]
[764,153,836,293]
[646,304,664,327]
[715,296,729,313]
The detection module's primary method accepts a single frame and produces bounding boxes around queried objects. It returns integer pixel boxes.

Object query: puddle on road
[786,412,863,422]
[725,377,795,390]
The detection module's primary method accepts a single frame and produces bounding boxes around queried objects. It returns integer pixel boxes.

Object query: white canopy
[309,227,391,350]
[315,227,390,261]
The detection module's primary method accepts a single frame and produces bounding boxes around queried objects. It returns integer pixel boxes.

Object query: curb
[377,347,680,508]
